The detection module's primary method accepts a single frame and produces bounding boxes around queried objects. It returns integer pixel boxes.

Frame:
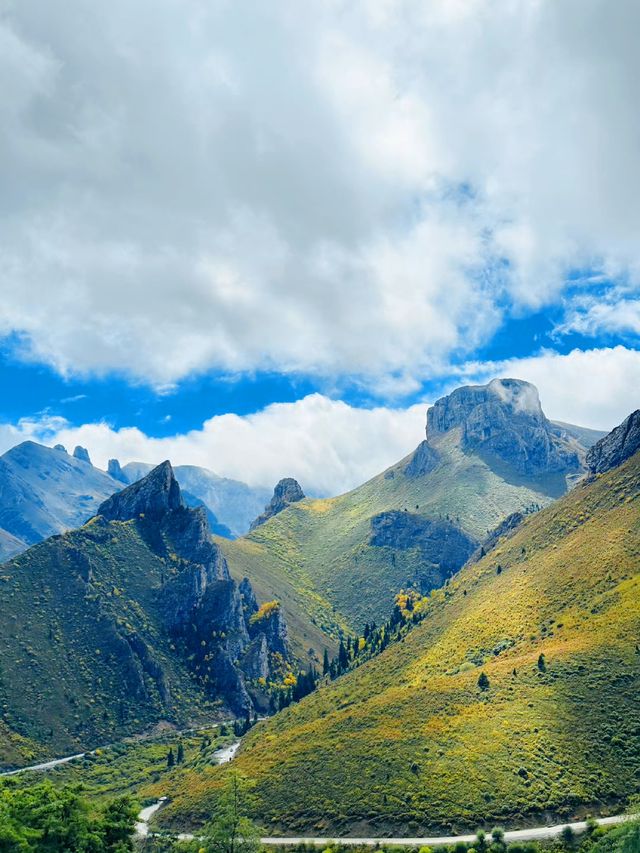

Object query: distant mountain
[0,442,122,561]
[162,412,640,835]
[0,462,291,767]
[551,420,607,449]
[120,462,270,538]
[217,378,594,642]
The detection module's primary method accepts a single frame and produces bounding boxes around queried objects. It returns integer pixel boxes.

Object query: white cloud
[0,346,636,496]
[23,394,428,497]
[1,0,639,390]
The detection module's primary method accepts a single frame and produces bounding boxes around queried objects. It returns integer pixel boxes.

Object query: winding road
[3,736,631,847]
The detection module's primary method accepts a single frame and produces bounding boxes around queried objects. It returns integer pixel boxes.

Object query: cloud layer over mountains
[1,0,639,392]
[0,346,635,497]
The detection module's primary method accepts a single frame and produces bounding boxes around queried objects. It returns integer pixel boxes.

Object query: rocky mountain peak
[73,445,92,464]
[107,458,128,483]
[98,460,183,522]
[586,409,640,474]
[250,477,305,530]
[426,377,579,477]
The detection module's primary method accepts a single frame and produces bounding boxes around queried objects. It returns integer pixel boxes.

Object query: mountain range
[0,442,122,561]
[0,443,273,563]
[158,409,640,834]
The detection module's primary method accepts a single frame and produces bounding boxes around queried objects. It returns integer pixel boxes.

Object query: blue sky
[1,1,639,494]
[2,303,635,441]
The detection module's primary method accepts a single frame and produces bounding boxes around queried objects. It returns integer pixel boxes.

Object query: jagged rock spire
[73,445,91,464]
[426,378,579,477]
[250,477,305,530]
[107,458,128,483]
[98,460,182,521]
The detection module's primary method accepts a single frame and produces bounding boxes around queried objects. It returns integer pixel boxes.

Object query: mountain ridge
[217,379,597,639]
[0,462,292,767]
[158,415,640,834]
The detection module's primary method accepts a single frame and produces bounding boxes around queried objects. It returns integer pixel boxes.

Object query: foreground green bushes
[0,779,136,851]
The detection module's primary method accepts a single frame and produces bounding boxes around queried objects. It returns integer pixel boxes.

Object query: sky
[1,0,639,495]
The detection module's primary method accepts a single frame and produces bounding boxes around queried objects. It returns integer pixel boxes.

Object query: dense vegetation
[220,431,568,646]
[157,451,640,834]
[0,779,136,851]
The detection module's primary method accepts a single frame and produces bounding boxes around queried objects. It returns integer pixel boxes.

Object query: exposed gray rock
[250,477,305,530]
[125,631,171,705]
[98,460,182,522]
[586,410,640,474]
[73,445,91,464]
[107,458,128,483]
[53,444,67,453]
[370,510,477,578]
[101,461,291,713]
[255,604,290,659]
[404,440,440,478]
[241,634,270,681]
[239,576,259,616]
[427,378,580,477]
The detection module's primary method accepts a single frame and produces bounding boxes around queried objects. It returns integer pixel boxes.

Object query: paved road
[0,752,89,777]
[260,814,630,847]
[0,720,227,778]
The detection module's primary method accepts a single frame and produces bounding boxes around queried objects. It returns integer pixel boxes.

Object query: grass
[156,451,640,835]
[0,517,225,763]
[221,431,564,642]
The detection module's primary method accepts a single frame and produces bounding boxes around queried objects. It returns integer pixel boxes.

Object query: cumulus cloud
[21,395,428,497]
[1,0,639,390]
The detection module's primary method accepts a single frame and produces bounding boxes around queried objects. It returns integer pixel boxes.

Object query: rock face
[98,461,182,522]
[404,440,440,478]
[97,461,291,713]
[586,410,640,474]
[427,378,580,477]
[250,478,305,530]
[370,510,477,593]
[73,446,92,464]
[107,458,128,483]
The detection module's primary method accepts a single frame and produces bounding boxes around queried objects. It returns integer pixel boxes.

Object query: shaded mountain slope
[0,442,122,561]
[160,437,640,834]
[219,379,588,633]
[0,463,290,767]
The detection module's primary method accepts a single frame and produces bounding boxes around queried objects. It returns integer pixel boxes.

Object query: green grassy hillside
[0,517,220,762]
[160,450,640,834]
[221,429,568,637]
